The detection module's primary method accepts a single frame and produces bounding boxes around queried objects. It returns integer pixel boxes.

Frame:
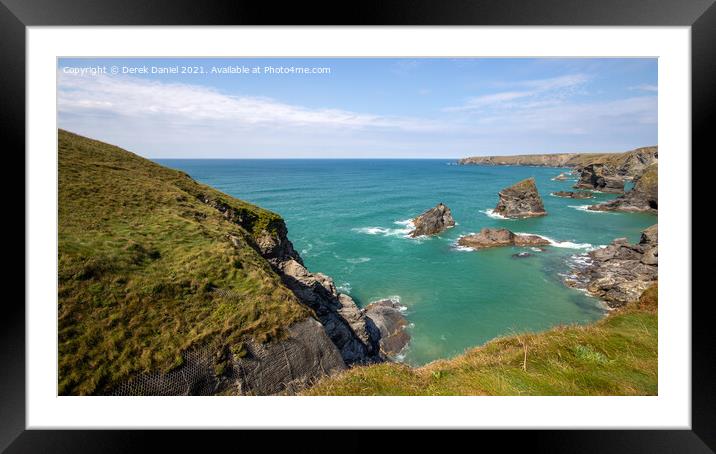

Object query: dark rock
[493,177,547,218]
[552,191,593,199]
[564,224,658,308]
[457,228,550,249]
[573,164,625,193]
[511,252,533,259]
[588,163,657,213]
[363,299,410,358]
[408,203,455,237]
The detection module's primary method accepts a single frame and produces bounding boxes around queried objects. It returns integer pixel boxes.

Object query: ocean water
[158,159,657,366]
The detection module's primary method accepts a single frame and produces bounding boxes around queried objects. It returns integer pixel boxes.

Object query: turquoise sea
[158,159,657,365]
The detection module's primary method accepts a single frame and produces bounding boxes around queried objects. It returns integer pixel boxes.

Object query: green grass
[58,130,311,395]
[304,286,658,396]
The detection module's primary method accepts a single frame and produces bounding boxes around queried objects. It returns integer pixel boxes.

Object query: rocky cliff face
[457,228,550,249]
[205,189,391,367]
[58,130,406,397]
[363,299,411,358]
[493,177,547,218]
[458,146,657,178]
[564,225,658,308]
[588,163,658,213]
[408,203,456,237]
[573,164,626,193]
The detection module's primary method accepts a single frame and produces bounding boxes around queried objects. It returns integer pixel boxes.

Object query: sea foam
[352,219,416,238]
[515,232,595,250]
[481,209,511,220]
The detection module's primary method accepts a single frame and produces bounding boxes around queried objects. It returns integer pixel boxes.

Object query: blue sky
[58,58,657,158]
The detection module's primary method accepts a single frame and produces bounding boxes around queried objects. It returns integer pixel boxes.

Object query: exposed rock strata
[494,177,546,218]
[457,228,550,249]
[408,203,455,237]
[588,163,658,213]
[552,191,593,199]
[573,164,626,193]
[565,225,658,308]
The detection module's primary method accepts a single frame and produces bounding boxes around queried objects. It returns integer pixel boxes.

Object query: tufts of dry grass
[304,289,658,396]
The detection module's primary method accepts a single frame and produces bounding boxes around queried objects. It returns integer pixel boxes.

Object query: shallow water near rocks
[159,159,657,366]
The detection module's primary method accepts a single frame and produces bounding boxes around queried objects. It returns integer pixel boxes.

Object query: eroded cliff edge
[58,130,406,396]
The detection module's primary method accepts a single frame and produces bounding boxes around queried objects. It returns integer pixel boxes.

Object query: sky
[57,58,657,159]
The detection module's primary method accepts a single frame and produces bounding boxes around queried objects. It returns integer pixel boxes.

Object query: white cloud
[445,74,589,112]
[58,72,444,132]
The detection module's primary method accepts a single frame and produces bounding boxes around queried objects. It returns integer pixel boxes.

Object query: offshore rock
[408,203,456,237]
[493,177,547,218]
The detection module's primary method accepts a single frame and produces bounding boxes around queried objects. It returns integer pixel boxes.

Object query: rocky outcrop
[276,258,381,365]
[408,203,455,237]
[457,228,550,249]
[552,191,593,199]
[363,299,410,358]
[459,146,657,179]
[588,163,658,213]
[565,224,658,308]
[458,153,595,167]
[111,318,346,396]
[573,164,626,193]
[493,177,547,218]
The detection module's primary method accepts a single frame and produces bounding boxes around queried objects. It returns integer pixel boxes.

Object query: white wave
[337,282,352,294]
[352,219,416,238]
[481,209,512,220]
[453,244,475,252]
[568,204,608,213]
[516,232,594,250]
[530,247,543,252]
[346,257,371,264]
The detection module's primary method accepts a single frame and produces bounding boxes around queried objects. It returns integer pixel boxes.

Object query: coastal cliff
[58,130,402,396]
[588,163,658,213]
[459,146,657,178]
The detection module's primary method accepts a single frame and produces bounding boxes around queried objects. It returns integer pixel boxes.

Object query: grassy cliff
[58,130,311,395]
[305,286,657,396]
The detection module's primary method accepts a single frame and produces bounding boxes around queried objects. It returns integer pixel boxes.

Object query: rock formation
[363,299,410,358]
[458,146,657,180]
[573,163,626,193]
[565,224,657,308]
[457,228,550,249]
[493,177,547,218]
[552,191,593,199]
[408,203,456,237]
[588,163,657,213]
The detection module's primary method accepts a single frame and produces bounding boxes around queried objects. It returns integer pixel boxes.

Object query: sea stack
[588,163,657,213]
[408,203,456,237]
[457,228,550,249]
[573,164,625,193]
[493,177,547,218]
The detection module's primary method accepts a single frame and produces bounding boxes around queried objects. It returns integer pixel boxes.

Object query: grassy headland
[305,284,657,396]
[58,130,310,395]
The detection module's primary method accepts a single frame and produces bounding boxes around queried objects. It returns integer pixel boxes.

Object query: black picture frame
[6,0,712,450]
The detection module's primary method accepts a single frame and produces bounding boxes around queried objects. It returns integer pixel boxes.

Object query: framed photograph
[8,0,712,450]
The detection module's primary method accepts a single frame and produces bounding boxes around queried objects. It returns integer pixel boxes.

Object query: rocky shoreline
[564,225,658,308]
